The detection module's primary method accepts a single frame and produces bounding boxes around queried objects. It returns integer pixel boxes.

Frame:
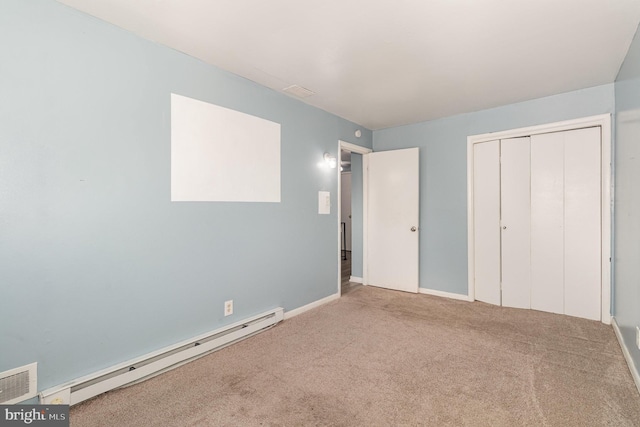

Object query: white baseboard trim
[349,276,363,284]
[284,292,340,320]
[419,288,474,302]
[612,317,640,397]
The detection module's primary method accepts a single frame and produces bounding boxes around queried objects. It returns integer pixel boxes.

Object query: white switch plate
[636,326,640,350]
[224,300,233,316]
[318,191,330,215]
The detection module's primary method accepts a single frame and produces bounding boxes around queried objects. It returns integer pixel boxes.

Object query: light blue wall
[350,154,364,278]
[0,0,372,393]
[614,23,640,378]
[374,84,615,295]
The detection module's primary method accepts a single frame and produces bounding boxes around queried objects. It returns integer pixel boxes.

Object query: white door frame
[337,140,372,295]
[467,114,612,324]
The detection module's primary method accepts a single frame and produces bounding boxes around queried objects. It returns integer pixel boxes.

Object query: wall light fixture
[323,152,337,169]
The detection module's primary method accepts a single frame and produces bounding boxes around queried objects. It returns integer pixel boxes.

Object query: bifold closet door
[474,138,531,308]
[473,140,501,305]
[500,137,531,309]
[530,134,565,314]
[474,128,601,320]
[563,127,601,320]
[531,127,601,320]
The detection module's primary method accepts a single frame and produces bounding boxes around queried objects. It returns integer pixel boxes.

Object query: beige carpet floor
[70,286,640,426]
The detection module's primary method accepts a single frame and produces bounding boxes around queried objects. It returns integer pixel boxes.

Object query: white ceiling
[58,0,640,130]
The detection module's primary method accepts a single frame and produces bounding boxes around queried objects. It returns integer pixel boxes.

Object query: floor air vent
[0,363,37,404]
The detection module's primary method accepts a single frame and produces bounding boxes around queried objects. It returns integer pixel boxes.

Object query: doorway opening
[340,150,356,295]
[337,140,371,296]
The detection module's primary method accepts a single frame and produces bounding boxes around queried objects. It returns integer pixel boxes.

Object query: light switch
[318,191,330,214]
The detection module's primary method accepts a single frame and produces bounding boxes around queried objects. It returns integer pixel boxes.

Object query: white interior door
[500,137,531,309]
[366,147,419,293]
[473,140,501,305]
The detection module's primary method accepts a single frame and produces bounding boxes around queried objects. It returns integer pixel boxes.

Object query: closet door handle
[502,226,507,229]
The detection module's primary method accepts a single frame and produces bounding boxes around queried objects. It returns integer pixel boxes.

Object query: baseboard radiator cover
[40,307,284,406]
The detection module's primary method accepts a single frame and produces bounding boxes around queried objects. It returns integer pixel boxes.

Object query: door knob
[411,226,417,232]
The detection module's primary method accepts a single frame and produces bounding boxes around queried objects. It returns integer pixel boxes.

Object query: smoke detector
[283,85,316,98]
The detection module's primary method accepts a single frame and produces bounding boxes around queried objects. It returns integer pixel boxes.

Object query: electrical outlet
[636,326,640,350]
[224,300,233,317]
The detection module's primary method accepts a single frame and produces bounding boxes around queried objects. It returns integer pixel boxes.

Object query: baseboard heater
[40,307,284,406]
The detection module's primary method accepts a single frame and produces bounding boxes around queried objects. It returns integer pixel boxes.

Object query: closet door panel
[531,133,564,314]
[500,137,531,309]
[564,127,601,320]
[473,140,501,305]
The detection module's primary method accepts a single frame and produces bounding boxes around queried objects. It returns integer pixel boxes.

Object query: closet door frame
[466,114,612,324]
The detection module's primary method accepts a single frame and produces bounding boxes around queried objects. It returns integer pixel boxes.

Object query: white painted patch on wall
[170,93,281,202]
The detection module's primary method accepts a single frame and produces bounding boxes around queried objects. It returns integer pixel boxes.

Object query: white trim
[419,288,474,302]
[349,276,363,284]
[600,117,612,325]
[362,153,369,286]
[337,150,342,295]
[612,317,640,397]
[468,114,611,144]
[284,293,339,320]
[467,114,612,323]
[467,139,476,301]
[340,140,372,155]
[337,140,373,295]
